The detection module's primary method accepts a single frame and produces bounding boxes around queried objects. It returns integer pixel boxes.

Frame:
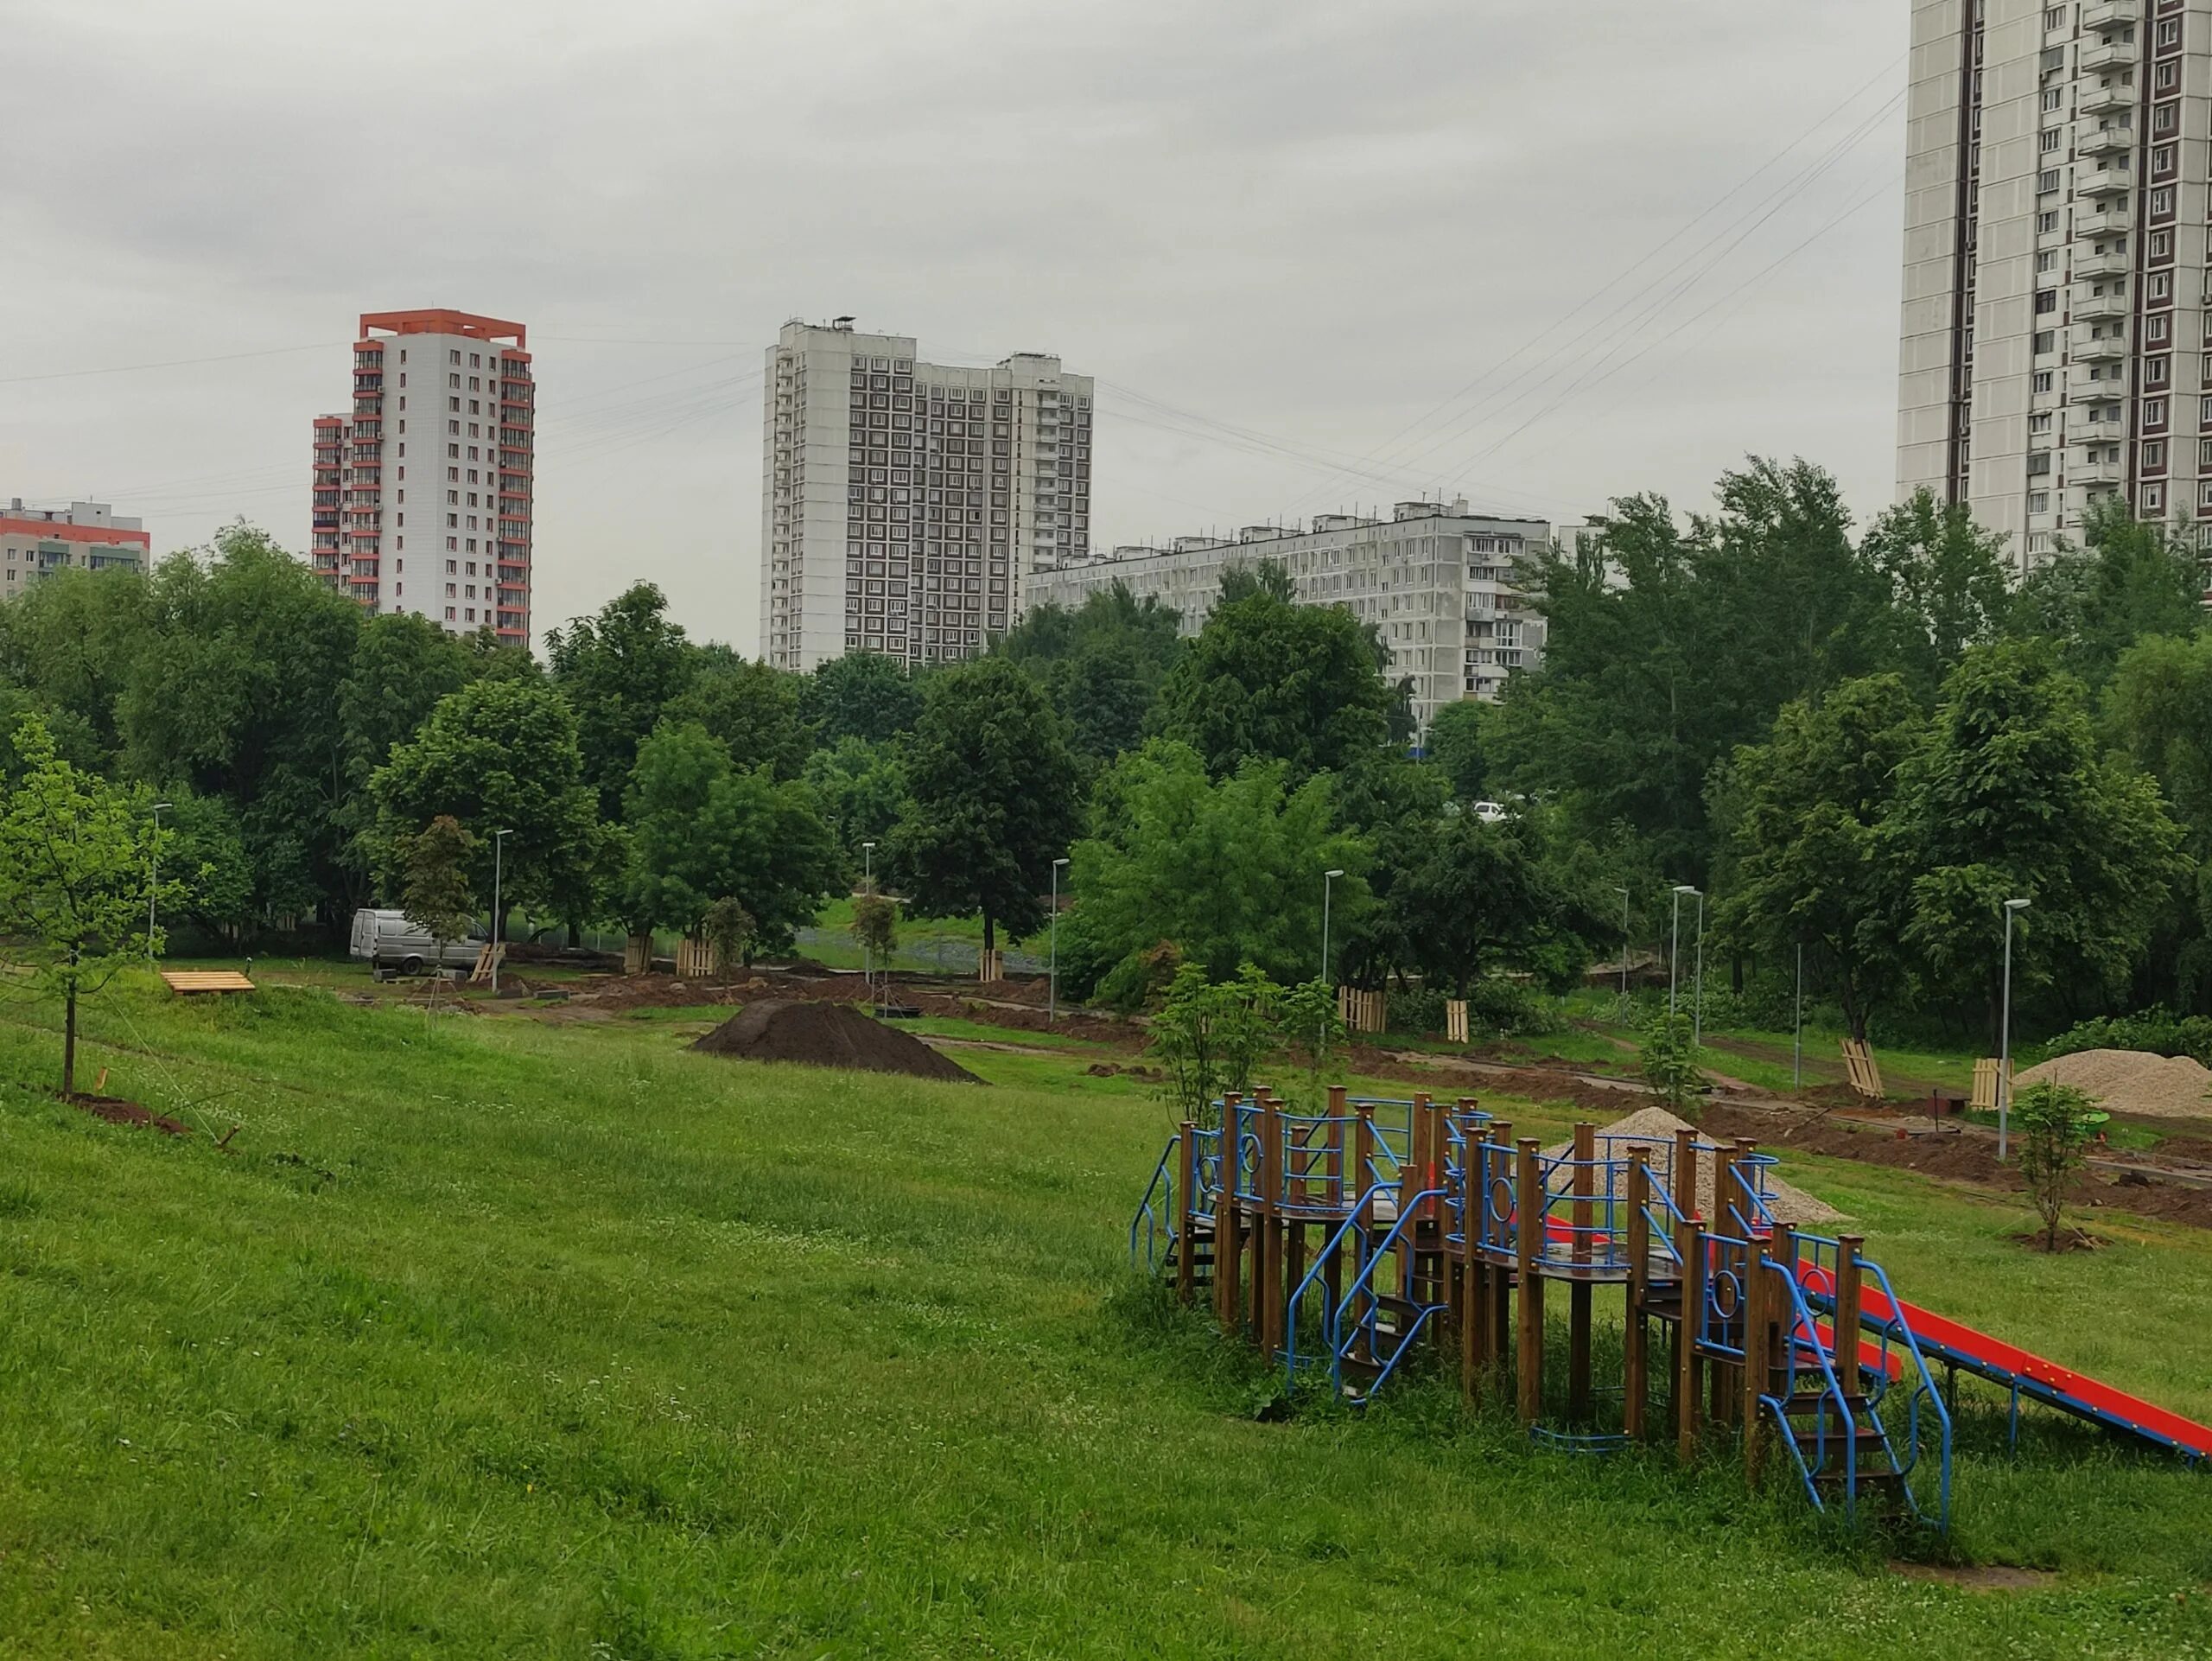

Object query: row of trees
[1491,461,2212,1040]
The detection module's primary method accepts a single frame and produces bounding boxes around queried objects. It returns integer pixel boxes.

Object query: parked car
[348,908,488,978]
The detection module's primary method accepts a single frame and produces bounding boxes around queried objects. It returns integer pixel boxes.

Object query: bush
[1466,978,1566,1039]
[2041,1008,2212,1068]
[2012,1080,2107,1251]
[1638,1009,1705,1114]
[1387,986,1449,1039]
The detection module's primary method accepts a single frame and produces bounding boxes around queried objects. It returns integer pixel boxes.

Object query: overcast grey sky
[2,0,1904,652]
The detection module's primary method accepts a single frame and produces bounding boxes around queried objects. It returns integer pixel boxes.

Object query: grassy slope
[0,977,2209,1657]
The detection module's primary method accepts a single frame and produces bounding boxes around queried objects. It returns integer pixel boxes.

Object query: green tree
[891,657,1079,958]
[544,582,698,818]
[117,525,360,928]
[1426,698,1491,804]
[619,721,841,953]
[664,654,810,780]
[2008,500,2203,690]
[1638,1009,1705,1115]
[335,612,482,893]
[800,651,924,747]
[802,735,910,861]
[158,789,256,941]
[1380,809,1605,999]
[0,563,151,760]
[400,815,478,973]
[1893,640,2184,1038]
[851,892,899,974]
[1721,674,1927,1041]
[2012,1079,2107,1251]
[0,716,179,1094]
[1061,739,1370,1004]
[1860,487,2011,694]
[370,678,600,923]
[1152,588,1394,780]
[2109,632,2212,1003]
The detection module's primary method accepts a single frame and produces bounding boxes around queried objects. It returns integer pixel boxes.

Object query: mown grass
[1,975,2209,1656]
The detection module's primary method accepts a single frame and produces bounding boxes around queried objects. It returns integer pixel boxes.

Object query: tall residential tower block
[760,319,1094,670]
[312,309,535,643]
[1900,0,2212,570]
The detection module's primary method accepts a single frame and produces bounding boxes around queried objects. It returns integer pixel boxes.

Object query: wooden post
[1516,1137,1544,1426]
[1624,1149,1650,1441]
[1351,1100,1376,1366]
[1671,1126,1699,1224]
[1217,1094,1243,1337]
[1325,1087,1348,1336]
[1460,1107,1489,1403]
[1488,1118,1514,1380]
[1834,1235,1865,1401]
[1742,1234,1769,1486]
[1670,1126,1697,1423]
[1176,1119,1198,1307]
[1569,1121,1595,1422]
[1707,1141,1738,1427]
[1729,1138,1758,1237]
[1257,1092,1282,1359]
[1677,1219,1706,1463]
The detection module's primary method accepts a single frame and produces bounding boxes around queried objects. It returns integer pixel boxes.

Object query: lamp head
[1052,856,1070,868]
[2005,897,2031,912]
[1672,884,1698,895]
[151,800,172,811]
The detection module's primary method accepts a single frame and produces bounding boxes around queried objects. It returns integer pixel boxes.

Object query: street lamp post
[1793,942,1804,1090]
[861,842,878,996]
[1614,884,1630,1004]
[491,829,513,993]
[1669,885,1697,1019]
[1692,888,1707,1050]
[1999,897,2032,1161]
[148,801,171,962]
[1322,869,1345,986]
[1050,856,1070,1026]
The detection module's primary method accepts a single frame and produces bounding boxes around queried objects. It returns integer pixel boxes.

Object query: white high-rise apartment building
[1025,500,1549,732]
[310,309,536,644]
[760,319,1095,670]
[1900,0,2212,570]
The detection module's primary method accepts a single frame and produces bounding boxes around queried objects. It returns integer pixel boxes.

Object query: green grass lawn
[2,975,2210,1656]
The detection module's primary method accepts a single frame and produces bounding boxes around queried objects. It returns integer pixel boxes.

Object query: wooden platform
[159,970,256,996]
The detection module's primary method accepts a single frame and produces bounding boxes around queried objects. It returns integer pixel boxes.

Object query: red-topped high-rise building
[311,309,534,646]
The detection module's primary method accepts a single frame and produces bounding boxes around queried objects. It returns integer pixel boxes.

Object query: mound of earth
[2013,1048,2212,1121]
[691,1000,981,1084]
[1542,1105,1844,1225]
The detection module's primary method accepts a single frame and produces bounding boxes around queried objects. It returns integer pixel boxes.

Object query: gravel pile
[1541,1105,1845,1225]
[2014,1048,2212,1121]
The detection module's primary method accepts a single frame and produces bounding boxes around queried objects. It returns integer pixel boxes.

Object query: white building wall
[1027,502,1552,734]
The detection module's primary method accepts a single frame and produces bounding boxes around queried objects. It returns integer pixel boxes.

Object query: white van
[348,908,488,978]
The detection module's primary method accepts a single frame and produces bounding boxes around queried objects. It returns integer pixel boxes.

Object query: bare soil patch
[2011,1227,2105,1254]
[1891,1562,2058,1593]
[692,1000,982,1084]
[64,1092,188,1136]
[1697,1100,2212,1232]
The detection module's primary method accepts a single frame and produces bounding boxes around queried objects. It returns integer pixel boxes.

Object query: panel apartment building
[311,309,535,645]
[760,319,1094,671]
[1024,500,1550,733]
[1900,0,2212,569]
[1,498,149,596]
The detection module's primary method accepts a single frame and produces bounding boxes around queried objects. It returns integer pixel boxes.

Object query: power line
[0,341,343,387]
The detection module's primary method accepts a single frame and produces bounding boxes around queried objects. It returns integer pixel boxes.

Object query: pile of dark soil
[691,1000,981,1084]
[65,1093,188,1136]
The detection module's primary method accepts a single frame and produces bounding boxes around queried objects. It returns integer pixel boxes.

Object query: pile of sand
[691,1000,981,1084]
[1541,1105,1845,1226]
[2013,1048,2212,1121]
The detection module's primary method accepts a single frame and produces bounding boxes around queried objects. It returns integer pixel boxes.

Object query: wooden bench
[159,970,256,996]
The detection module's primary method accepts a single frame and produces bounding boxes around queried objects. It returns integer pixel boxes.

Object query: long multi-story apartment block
[760,319,1094,670]
[1025,500,1550,732]
[311,309,534,644]
[0,498,149,596]
[1900,0,2212,570]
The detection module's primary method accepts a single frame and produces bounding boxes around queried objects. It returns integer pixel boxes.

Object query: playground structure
[1131,1089,2212,1531]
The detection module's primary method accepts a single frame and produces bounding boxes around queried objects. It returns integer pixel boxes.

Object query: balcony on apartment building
[2074,288,2131,321]
[2075,455,2126,486]
[2082,0,2141,28]
[2074,328,2129,360]
[2079,124,2134,156]
[2075,245,2132,279]
[2076,203,2133,238]
[2079,81,2135,116]
[2078,163,2133,199]
[2079,40,2140,75]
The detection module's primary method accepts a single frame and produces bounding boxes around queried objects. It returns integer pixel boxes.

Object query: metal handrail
[1281,1181,1398,1387]
[1128,1134,1179,1273]
[1759,1258,1861,1515]
[1329,1186,1449,1395]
